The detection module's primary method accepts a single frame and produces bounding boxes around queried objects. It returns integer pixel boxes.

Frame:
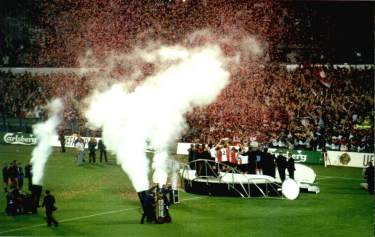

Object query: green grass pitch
[0,144,373,237]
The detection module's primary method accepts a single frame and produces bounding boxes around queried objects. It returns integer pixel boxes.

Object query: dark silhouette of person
[88,138,97,163]
[269,153,276,178]
[6,186,19,215]
[287,154,296,179]
[365,162,374,195]
[58,128,65,153]
[98,139,108,162]
[254,149,263,174]
[25,163,32,191]
[195,144,207,176]
[31,184,42,213]
[42,190,58,227]
[2,163,8,192]
[7,161,18,188]
[188,144,197,169]
[262,148,276,178]
[276,154,287,182]
[241,148,257,174]
[17,162,24,190]
[138,189,156,224]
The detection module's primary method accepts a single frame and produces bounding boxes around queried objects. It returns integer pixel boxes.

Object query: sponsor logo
[3,133,37,145]
[363,154,375,166]
[339,153,351,165]
[271,150,307,163]
[64,136,98,148]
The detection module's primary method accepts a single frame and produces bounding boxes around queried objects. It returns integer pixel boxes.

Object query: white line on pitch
[317,175,363,181]
[0,196,202,235]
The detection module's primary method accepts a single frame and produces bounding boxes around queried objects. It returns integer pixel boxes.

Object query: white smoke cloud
[30,98,63,185]
[84,31,263,192]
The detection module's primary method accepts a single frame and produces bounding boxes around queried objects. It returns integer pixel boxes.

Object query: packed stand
[182,65,374,152]
[0,71,93,134]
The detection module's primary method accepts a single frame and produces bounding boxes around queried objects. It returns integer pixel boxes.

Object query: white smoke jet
[152,151,169,186]
[85,31,263,191]
[30,98,63,185]
[145,45,229,186]
[168,159,180,190]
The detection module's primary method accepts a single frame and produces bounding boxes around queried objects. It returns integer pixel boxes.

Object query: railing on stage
[180,159,282,198]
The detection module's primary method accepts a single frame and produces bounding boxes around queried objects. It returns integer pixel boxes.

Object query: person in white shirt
[76,138,84,166]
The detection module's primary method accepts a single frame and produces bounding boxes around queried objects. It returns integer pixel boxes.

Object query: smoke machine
[138,184,178,224]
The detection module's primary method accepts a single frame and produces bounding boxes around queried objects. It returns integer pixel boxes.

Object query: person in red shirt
[215,146,222,163]
[229,147,239,169]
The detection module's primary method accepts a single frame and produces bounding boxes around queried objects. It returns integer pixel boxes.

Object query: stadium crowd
[183,65,374,152]
[0,65,373,153]
[0,1,373,153]
[1,0,286,67]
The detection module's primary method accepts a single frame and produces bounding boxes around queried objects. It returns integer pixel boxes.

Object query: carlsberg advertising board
[2,132,38,145]
[0,132,97,149]
[268,148,323,165]
[176,142,323,164]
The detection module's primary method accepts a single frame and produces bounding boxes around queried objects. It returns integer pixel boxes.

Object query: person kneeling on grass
[42,190,59,227]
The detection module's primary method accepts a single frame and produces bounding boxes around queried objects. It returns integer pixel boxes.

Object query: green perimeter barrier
[269,148,323,165]
[0,131,324,165]
[0,132,37,145]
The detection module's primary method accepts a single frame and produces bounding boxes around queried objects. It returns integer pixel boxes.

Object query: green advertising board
[269,148,323,165]
[0,132,37,145]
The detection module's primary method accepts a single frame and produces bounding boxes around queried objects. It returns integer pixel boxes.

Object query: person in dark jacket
[7,161,19,188]
[42,190,58,227]
[98,139,108,163]
[17,162,24,190]
[364,162,374,195]
[88,138,97,163]
[287,154,296,179]
[24,163,32,191]
[276,154,287,182]
[2,163,8,192]
[58,128,65,153]
[195,144,205,176]
[262,148,276,178]
[241,147,257,174]
[187,144,196,169]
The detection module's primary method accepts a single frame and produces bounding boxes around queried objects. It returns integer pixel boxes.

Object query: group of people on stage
[188,140,296,182]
